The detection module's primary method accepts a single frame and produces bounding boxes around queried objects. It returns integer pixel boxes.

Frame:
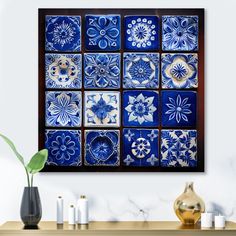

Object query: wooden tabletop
[1,221,236,231]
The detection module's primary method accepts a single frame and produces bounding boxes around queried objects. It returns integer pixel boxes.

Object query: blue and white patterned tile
[45,54,82,89]
[45,130,81,166]
[124,16,159,51]
[123,129,159,167]
[84,130,120,166]
[45,16,81,52]
[123,53,159,88]
[84,91,120,127]
[161,130,197,167]
[84,53,121,89]
[162,90,196,127]
[162,15,198,51]
[161,53,198,89]
[85,15,121,51]
[123,90,158,127]
[46,91,81,127]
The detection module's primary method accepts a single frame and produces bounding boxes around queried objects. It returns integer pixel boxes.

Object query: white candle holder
[215,215,225,229]
[201,212,213,228]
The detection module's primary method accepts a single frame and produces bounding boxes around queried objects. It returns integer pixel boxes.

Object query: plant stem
[31,174,34,187]
[25,167,30,187]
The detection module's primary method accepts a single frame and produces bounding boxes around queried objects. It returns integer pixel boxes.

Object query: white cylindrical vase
[56,196,64,224]
[68,205,76,225]
[77,195,89,224]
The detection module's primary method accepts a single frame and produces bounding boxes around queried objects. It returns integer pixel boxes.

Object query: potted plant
[0,134,48,228]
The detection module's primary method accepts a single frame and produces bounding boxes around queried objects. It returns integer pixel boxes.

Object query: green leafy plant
[0,133,48,187]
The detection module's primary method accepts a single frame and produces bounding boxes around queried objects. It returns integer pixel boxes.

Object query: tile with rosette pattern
[45,130,81,166]
[162,15,198,51]
[161,53,198,89]
[84,91,120,127]
[45,54,82,89]
[45,91,81,127]
[162,90,196,127]
[124,16,159,51]
[84,53,120,89]
[161,130,197,167]
[123,90,158,127]
[123,129,159,167]
[85,15,121,51]
[123,53,159,88]
[84,130,120,166]
[45,16,81,52]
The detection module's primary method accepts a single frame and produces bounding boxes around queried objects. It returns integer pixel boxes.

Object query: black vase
[20,187,42,227]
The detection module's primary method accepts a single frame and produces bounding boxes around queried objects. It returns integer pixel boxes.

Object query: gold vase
[174,182,205,225]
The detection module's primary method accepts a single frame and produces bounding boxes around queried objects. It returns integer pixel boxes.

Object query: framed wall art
[38,8,204,172]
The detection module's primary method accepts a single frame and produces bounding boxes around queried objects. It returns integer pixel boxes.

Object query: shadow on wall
[208,202,236,218]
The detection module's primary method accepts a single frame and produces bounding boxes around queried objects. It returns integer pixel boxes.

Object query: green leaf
[0,133,25,165]
[26,149,48,174]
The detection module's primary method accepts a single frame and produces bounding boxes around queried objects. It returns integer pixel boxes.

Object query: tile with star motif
[45,16,81,52]
[84,91,120,127]
[161,130,197,167]
[123,53,159,88]
[162,90,196,127]
[123,90,158,127]
[123,128,159,167]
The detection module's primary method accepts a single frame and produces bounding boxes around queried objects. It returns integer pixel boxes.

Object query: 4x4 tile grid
[39,8,204,172]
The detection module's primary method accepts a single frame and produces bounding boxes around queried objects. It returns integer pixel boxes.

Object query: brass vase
[174,182,205,225]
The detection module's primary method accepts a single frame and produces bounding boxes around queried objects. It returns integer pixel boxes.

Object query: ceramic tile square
[123,90,159,127]
[161,53,198,89]
[45,130,81,166]
[45,16,81,52]
[84,91,120,127]
[162,90,196,127]
[45,54,82,89]
[46,91,81,127]
[85,15,121,51]
[161,130,197,167]
[84,130,120,166]
[124,16,159,51]
[84,53,121,89]
[123,129,159,167]
[162,16,198,51]
[123,53,159,88]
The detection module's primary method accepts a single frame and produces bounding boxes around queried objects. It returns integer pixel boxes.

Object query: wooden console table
[1,221,236,236]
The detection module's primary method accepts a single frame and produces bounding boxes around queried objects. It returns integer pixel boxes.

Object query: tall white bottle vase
[56,196,64,224]
[68,205,76,225]
[77,195,89,224]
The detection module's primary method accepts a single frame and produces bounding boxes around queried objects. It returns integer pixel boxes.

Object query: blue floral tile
[45,130,81,166]
[46,91,81,127]
[45,54,82,89]
[162,53,198,89]
[45,16,81,52]
[123,53,159,88]
[161,130,197,167]
[124,16,159,51]
[123,90,158,127]
[162,16,198,51]
[162,91,196,127]
[84,91,120,127]
[123,129,159,167]
[84,53,120,89]
[85,15,121,51]
[84,130,120,166]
